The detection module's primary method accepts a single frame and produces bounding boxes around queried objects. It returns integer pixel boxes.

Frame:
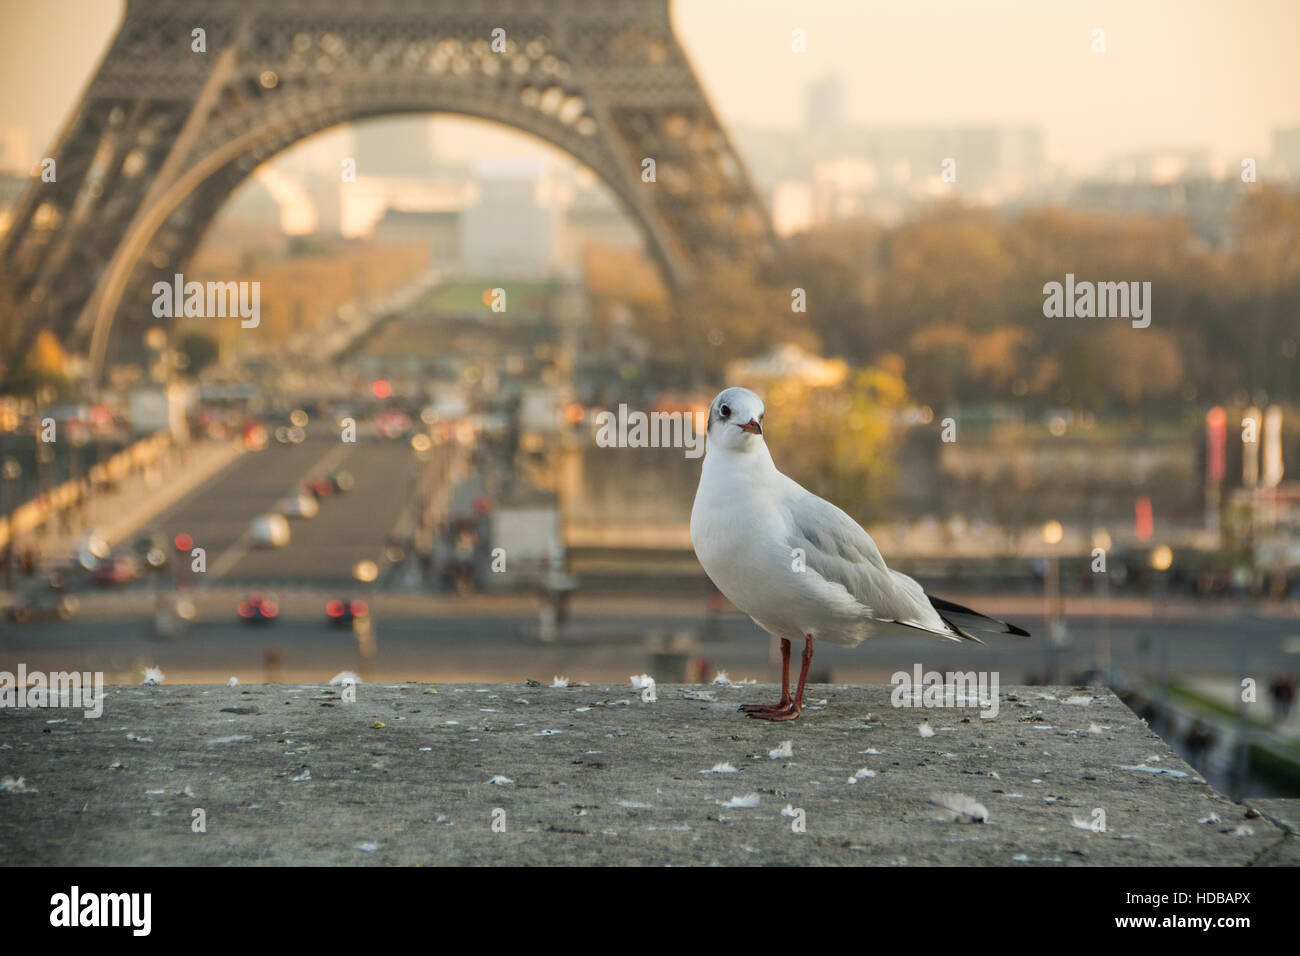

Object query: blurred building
[739,76,1050,234]
[805,74,846,131]
[726,343,847,390]
[1067,178,1240,247]
[355,117,434,179]
[0,125,30,173]
[770,179,815,235]
[1095,148,1216,184]
[461,159,571,277]
[372,208,461,268]
[0,125,33,239]
[564,177,642,259]
[1275,126,1300,180]
[222,174,286,227]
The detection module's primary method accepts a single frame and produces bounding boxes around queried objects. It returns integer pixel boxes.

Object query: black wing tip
[929,595,1031,638]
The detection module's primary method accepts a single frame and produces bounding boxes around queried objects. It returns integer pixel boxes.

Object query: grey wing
[784,488,951,635]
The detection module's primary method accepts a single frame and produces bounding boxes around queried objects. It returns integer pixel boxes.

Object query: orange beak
[739,418,762,435]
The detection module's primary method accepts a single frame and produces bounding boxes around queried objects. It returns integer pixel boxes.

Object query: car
[303,477,334,499]
[325,597,369,626]
[373,409,411,439]
[90,553,139,587]
[242,422,268,450]
[5,586,79,623]
[132,532,169,570]
[154,595,197,639]
[237,592,279,623]
[72,530,111,571]
[277,493,319,518]
[249,514,291,548]
[327,468,355,493]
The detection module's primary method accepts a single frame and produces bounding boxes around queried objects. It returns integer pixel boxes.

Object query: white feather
[930,792,988,823]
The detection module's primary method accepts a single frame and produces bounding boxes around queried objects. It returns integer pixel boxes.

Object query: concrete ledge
[1,683,1294,866]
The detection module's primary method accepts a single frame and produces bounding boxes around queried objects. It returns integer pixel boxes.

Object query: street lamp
[1042,520,1064,546]
[68,426,90,534]
[1042,520,1065,683]
[1092,528,1112,686]
[1150,545,1172,572]
[34,439,54,541]
[353,559,379,585]
[1150,545,1173,735]
[145,326,170,384]
[352,559,379,680]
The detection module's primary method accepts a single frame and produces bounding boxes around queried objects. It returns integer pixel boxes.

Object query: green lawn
[420,278,561,313]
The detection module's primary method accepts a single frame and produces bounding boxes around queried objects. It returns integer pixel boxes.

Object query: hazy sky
[1,0,1297,173]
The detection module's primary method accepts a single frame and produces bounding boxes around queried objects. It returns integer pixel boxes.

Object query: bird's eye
[719,404,730,418]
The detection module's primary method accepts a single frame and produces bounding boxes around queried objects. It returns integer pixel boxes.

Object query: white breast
[691,463,871,644]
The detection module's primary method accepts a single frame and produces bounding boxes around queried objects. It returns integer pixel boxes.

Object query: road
[2,419,1296,701]
[145,428,420,588]
[3,587,1295,687]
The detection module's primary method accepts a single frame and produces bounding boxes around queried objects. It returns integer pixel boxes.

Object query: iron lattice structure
[1,0,773,377]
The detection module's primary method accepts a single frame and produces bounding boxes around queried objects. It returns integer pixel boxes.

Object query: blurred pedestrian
[1269,676,1295,723]
[1183,720,1215,772]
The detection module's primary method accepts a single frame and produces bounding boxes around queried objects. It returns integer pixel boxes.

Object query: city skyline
[1,0,1297,178]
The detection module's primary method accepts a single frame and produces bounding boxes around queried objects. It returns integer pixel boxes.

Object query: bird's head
[706,386,765,453]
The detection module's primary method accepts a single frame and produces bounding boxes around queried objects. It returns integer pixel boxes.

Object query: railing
[0,430,172,550]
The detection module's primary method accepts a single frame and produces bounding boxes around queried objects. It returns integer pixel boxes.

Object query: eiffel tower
[0,0,773,379]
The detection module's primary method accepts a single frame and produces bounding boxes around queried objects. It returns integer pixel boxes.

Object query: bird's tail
[928,595,1031,639]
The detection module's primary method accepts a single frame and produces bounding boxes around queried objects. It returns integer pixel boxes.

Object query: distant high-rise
[1275,127,1300,179]
[0,125,30,174]
[462,159,569,277]
[1097,148,1213,184]
[355,117,434,179]
[805,75,846,131]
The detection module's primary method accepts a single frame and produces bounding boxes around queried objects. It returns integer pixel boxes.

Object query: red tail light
[349,600,369,618]
[262,601,279,618]
[237,602,252,618]
[326,600,344,617]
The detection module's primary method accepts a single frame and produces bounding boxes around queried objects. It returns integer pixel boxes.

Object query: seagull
[690,386,1029,721]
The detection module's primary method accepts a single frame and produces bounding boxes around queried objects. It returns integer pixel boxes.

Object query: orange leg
[744,635,812,721]
[740,638,791,714]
